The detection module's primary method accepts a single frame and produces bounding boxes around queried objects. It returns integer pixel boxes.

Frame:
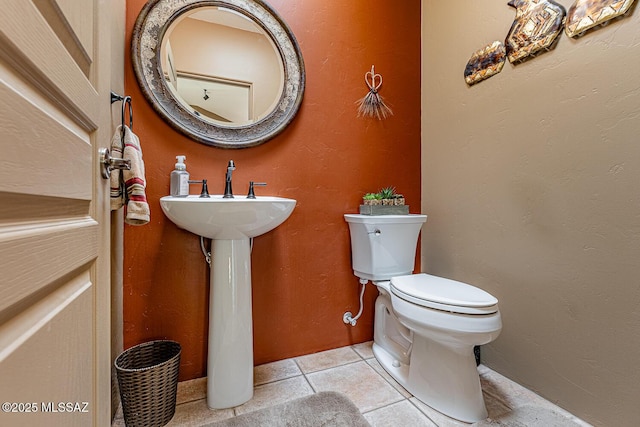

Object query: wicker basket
[115,340,181,427]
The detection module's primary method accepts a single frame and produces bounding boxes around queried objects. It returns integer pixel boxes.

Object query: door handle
[99,148,131,179]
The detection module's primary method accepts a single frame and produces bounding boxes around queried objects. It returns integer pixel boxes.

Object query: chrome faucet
[223,160,236,198]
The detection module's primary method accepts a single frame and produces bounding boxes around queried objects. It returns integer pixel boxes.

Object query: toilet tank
[344,214,427,281]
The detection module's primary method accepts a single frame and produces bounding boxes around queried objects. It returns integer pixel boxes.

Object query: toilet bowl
[344,214,502,423]
[376,275,501,422]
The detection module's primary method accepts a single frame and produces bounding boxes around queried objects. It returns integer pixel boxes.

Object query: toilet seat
[390,273,499,315]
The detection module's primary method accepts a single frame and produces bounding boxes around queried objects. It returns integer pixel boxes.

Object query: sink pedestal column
[207,237,253,409]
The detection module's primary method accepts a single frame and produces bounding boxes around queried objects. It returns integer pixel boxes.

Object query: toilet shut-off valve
[343,279,368,326]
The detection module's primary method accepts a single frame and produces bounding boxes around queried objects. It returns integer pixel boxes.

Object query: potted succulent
[362,192,383,206]
[379,187,405,206]
[360,187,408,215]
[379,186,396,205]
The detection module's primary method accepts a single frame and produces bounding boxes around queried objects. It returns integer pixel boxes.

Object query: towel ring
[111,92,134,144]
[121,96,133,130]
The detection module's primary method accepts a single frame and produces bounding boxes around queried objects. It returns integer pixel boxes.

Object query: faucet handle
[188,179,210,198]
[247,181,267,199]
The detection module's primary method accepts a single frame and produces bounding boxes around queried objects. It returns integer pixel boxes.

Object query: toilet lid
[390,273,499,315]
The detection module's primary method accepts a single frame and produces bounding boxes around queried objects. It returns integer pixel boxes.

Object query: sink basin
[159,194,296,409]
[160,195,296,239]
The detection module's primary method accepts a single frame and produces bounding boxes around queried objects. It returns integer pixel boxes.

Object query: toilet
[344,214,502,423]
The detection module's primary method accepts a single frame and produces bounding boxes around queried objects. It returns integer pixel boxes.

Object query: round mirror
[132,0,305,148]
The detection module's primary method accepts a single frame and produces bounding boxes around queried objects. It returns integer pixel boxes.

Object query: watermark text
[2,402,89,413]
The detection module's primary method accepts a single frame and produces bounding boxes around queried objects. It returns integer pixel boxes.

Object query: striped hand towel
[110,125,150,225]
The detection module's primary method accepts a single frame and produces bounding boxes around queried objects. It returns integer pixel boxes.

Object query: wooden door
[0,0,111,425]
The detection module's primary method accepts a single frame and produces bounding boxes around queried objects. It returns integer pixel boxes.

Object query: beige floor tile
[478,367,591,426]
[176,377,207,405]
[167,399,234,427]
[400,372,509,426]
[476,405,588,427]
[476,364,492,376]
[408,391,510,426]
[482,391,511,420]
[111,406,125,427]
[366,358,413,398]
[254,358,302,386]
[306,360,404,413]
[364,400,437,427]
[113,349,589,427]
[295,346,362,373]
[352,340,375,359]
[410,397,472,427]
[234,375,314,416]
[479,366,559,412]
[478,365,525,410]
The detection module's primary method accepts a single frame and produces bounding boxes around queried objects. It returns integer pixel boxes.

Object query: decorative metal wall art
[464,42,507,86]
[463,0,636,85]
[565,0,637,37]
[505,0,567,64]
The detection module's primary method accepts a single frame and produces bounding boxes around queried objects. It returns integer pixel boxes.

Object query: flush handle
[99,148,131,179]
[368,229,381,236]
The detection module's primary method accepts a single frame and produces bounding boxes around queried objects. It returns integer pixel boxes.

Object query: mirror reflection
[132,0,304,148]
[161,7,284,126]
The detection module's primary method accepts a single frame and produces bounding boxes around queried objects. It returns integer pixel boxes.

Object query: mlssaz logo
[41,402,89,413]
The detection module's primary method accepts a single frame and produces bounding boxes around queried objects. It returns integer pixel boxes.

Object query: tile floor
[113,342,591,426]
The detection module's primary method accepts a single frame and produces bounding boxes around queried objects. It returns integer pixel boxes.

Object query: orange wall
[124,0,422,381]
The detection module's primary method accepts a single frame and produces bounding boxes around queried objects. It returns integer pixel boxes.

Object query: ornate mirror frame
[132,0,305,148]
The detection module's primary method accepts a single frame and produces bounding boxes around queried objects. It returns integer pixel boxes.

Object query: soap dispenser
[170,155,190,197]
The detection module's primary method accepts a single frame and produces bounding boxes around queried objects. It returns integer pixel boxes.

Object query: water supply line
[200,236,211,267]
[343,279,368,326]
[199,236,254,267]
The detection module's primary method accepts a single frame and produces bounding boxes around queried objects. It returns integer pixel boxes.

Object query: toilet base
[373,336,488,423]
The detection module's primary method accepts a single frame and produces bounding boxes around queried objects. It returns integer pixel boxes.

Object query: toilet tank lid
[390,273,498,308]
[344,214,427,224]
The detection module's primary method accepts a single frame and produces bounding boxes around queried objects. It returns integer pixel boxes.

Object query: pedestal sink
[160,195,296,409]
